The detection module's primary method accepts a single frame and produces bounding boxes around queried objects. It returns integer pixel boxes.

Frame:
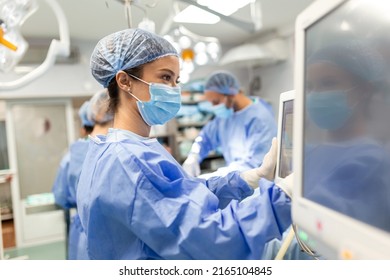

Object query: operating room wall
[251,35,295,121]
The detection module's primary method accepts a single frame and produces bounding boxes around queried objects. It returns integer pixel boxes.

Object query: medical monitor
[274,90,294,190]
[293,0,390,259]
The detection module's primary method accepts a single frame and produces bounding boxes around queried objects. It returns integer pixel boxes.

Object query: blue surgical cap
[90,28,179,87]
[87,89,114,124]
[308,40,385,85]
[204,71,241,95]
[79,101,95,127]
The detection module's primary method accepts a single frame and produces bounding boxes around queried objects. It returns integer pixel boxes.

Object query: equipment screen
[278,100,293,178]
[302,0,390,233]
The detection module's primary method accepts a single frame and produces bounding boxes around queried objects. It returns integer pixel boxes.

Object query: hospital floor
[4,240,66,260]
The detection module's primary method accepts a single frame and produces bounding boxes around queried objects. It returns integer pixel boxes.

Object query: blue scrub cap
[90,28,179,87]
[308,40,385,85]
[87,89,114,124]
[204,71,241,95]
[79,101,95,127]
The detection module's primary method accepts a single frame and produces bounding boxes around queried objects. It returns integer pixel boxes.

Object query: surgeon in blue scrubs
[76,28,292,260]
[183,71,277,177]
[52,89,113,259]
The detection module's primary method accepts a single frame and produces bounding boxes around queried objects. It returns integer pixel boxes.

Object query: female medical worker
[182,71,277,177]
[76,28,292,260]
[52,89,113,259]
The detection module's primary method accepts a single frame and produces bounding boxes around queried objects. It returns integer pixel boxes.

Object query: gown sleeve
[119,149,292,260]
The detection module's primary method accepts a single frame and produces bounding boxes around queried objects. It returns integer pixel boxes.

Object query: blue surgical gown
[191,98,277,174]
[77,128,292,260]
[251,179,314,260]
[304,138,390,232]
[52,139,89,260]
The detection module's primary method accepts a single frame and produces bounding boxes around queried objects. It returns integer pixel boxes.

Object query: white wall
[251,35,295,121]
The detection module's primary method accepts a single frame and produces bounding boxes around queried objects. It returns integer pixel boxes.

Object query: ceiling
[21,0,316,47]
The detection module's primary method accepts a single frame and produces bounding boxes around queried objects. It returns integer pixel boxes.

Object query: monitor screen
[293,0,390,259]
[279,100,294,179]
[275,90,294,190]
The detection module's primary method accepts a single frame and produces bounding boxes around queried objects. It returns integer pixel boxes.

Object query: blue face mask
[307,90,353,130]
[211,103,233,119]
[128,75,181,126]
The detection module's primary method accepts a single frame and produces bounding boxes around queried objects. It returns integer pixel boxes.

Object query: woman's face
[131,55,180,101]
[306,61,360,103]
[306,60,372,136]
[307,60,372,110]
[204,91,234,108]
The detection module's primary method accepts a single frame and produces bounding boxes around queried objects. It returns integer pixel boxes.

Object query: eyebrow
[158,68,180,82]
[158,68,176,76]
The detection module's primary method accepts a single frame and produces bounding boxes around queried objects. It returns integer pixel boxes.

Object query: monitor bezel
[292,0,390,259]
[274,90,294,191]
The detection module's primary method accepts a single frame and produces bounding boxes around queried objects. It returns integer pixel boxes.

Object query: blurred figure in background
[78,101,94,138]
[52,89,113,259]
[182,70,277,177]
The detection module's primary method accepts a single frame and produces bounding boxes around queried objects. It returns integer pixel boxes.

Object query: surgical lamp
[0,0,70,90]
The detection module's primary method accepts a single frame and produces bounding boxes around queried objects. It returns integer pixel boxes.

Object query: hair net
[87,89,114,124]
[204,71,241,95]
[90,28,179,87]
[78,101,95,127]
[308,40,385,85]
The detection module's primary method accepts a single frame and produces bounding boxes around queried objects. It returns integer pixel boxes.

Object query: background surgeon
[183,71,277,177]
[52,89,113,259]
[77,28,292,260]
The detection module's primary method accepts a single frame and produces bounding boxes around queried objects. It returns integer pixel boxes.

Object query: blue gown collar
[106,128,155,143]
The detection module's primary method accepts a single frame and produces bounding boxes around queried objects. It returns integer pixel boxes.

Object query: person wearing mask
[182,71,277,177]
[76,28,292,260]
[52,89,113,259]
[303,40,390,232]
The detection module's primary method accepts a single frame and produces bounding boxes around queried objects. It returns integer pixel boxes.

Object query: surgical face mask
[307,89,354,130]
[211,103,233,119]
[128,74,181,126]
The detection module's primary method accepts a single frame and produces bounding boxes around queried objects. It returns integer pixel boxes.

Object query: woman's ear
[116,71,131,92]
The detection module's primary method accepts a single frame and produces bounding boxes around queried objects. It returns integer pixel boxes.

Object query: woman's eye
[162,75,171,82]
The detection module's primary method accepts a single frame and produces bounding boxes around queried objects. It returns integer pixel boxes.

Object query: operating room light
[164,26,221,84]
[197,0,253,16]
[0,0,38,73]
[173,5,220,24]
[0,0,70,90]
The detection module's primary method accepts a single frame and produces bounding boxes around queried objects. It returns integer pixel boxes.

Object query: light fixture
[173,5,220,24]
[172,0,262,32]
[0,0,70,90]
[196,0,253,16]
[0,0,38,73]
[163,26,221,84]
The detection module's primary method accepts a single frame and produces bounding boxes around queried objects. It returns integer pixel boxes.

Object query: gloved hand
[182,153,201,177]
[240,137,278,189]
[278,173,294,198]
